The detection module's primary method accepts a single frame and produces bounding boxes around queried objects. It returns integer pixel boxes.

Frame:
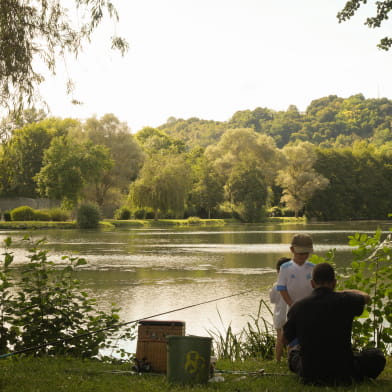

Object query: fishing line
[0,288,256,359]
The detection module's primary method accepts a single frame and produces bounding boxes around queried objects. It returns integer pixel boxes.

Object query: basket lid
[138,319,185,326]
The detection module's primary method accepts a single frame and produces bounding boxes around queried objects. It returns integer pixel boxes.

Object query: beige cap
[291,233,313,253]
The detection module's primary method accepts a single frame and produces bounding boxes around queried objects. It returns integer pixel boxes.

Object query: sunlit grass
[0,355,390,392]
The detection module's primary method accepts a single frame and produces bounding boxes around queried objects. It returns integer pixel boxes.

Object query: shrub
[32,210,51,221]
[76,203,101,229]
[144,209,155,219]
[187,216,201,225]
[48,208,70,222]
[114,207,131,220]
[10,206,35,221]
[0,237,135,358]
[3,211,11,221]
[133,208,146,219]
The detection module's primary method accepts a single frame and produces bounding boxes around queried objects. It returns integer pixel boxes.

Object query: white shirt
[269,283,288,329]
[277,260,314,304]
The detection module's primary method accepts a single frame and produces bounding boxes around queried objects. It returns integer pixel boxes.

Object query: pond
[1,220,390,354]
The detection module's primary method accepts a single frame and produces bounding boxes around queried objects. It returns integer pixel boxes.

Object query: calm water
[1,220,390,353]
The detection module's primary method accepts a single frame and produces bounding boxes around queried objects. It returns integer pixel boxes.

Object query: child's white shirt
[269,283,288,329]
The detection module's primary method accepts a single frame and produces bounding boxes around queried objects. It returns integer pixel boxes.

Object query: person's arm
[279,289,293,307]
[339,289,370,304]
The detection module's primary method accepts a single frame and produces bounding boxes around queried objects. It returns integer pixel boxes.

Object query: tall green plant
[340,230,392,354]
[0,237,135,359]
[0,238,18,354]
[208,300,275,361]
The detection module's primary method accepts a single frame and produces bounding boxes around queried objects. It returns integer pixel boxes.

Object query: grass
[106,218,227,228]
[0,355,390,392]
[0,221,78,230]
[0,217,305,231]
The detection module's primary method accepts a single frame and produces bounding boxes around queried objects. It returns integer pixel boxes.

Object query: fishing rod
[0,288,256,359]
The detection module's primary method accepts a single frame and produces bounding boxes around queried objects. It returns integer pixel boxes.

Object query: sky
[39,0,392,132]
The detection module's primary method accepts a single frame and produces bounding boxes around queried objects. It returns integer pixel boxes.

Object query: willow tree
[276,142,329,218]
[129,155,192,220]
[0,1,128,113]
[81,114,145,209]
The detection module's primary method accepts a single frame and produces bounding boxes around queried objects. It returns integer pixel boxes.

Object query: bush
[76,203,101,229]
[133,208,146,219]
[0,237,135,358]
[132,208,155,219]
[3,211,11,221]
[10,206,36,221]
[187,216,201,225]
[144,209,155,219]
[48,208,70,222]
[114,207,131,220]
[32,210,51,221]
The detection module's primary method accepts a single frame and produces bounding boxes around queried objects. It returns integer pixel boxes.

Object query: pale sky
[39,0,392,132]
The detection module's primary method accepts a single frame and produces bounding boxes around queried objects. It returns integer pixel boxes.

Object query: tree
[276,142,329,218]
[135,127,186,155]
[0,108,47,142]
[0,1,128,113]
[0,118,77,197]
[188,156,224,219]
[81,114,144,210]
[225,164,268,222]
[35,135,113,207]
[129,155,192,219]
[205,128,282,187]
[159,117,226,149]
[337,0,392,50]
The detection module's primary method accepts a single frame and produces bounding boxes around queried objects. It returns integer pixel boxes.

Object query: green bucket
[166,335,212,384]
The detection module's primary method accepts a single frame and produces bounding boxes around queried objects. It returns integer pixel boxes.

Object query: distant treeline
[1,93,391,222]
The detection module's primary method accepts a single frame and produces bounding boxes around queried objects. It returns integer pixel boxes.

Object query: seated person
[283,262,386,385]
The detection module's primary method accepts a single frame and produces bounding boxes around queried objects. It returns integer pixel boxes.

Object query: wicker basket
[135,319,185,373]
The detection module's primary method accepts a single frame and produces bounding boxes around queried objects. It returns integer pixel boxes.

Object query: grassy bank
[0,356,390,392]
[0,217,305,231]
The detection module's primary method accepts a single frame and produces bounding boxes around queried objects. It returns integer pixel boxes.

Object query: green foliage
[208,300,275,361]
[31,209,51,221]
[186,216,202,225]
[76,203,101,229]
[340,230,392,354]
[225,165,268,222]
[307,146,392,220]
[0,122,58,197]
[312,230,392,354]
[129,154,192,219]
[337,0,392,50]
[0,1,128,113]
[47,208,70,222]
[159,117,226,149]
[0,237,19,354]
[10,206,70,222]
[82,114,144,208]
[276,142,329,218]
[114,207,131,220]
[36,135,113,206]
[10,206,35,221]
[0,237,135,358]
[3,211,11,221]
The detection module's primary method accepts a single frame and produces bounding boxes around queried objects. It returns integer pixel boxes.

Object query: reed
[208,299,276,361]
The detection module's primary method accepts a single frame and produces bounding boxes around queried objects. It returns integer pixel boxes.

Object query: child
[277,233,314,307]
[269,256,291,362]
